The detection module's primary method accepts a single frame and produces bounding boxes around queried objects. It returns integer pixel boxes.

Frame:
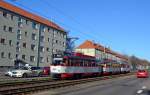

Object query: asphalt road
[34,74,150,95]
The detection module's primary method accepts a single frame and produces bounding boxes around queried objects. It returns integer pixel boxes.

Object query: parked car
[7,67,43,78]
[137,70,149,78]
[42,67,50,76]
[5,70,13,77]
[5,67,20,77]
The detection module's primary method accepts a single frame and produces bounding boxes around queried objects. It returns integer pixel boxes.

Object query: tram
[50,52,130,79]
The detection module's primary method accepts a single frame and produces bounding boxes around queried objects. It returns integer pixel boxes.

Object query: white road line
[137,90,143,94]
[142,86,147,89]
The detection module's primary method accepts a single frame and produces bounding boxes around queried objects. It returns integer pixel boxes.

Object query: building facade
[0,1,67,67]
[75,40,128,64]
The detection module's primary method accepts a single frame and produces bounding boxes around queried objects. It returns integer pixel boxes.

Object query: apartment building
[75,40,128,63]
[0,1,67,68]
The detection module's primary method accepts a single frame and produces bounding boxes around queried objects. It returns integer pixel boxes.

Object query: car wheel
[22,73,27,78]
[38,72,43,77]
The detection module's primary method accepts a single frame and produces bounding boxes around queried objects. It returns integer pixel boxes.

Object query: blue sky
[5,0,150,61]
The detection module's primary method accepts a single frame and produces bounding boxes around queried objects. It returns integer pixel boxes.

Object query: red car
[42,67,50,76]
[137,70,149,78]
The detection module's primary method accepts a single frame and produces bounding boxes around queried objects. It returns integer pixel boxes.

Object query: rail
[0,73,134,95]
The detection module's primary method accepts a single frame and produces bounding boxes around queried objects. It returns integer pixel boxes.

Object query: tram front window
[52,58,63,65]
[53,60,62,65]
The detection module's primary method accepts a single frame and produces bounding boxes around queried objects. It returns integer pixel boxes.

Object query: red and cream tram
[100,59,120,75]
[50,52,130,79]
[50,52,102,79]
[121,63,130,73]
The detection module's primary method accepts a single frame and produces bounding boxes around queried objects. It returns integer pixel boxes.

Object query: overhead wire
[7,0,91,41]
[7,0,110,46]
[41,0,110,45]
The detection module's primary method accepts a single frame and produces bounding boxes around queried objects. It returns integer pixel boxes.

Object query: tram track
[0,76,51,83]
[0,73,134,95]
[0,77,54,89]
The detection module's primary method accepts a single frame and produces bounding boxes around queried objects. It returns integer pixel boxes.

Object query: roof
[77,40,104,51]
[77,40,128,60]
[0,1,65,32]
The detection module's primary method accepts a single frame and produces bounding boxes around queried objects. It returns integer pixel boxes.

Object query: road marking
[142,86,146,89]
[137,90,143,94]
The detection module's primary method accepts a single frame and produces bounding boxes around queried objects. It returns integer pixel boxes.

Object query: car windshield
[138,70,146,72]
[31,67,42,70]
[7,67,28,71]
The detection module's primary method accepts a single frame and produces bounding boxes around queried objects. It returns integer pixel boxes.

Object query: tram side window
[84,60,86,67]
[76,59,80,66]
[71,59,75,66]
[92,61,95,67]
[84,60,88,67]
[72,58,75,66]
[86,60,89,67]
[67,59,70,66]
[91,60,94,66]
[63,58,67,65]
[90,60,92,66]
[68,59,73,66]
[78,60,80,66]
[80,60,84,67]
[87,60,89,67]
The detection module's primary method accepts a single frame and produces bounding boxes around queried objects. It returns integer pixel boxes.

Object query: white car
[5,67,19,77]
[6,67,43,78]
[5,70,13,77]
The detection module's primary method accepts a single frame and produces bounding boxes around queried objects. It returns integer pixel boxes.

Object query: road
[34,75,150,95]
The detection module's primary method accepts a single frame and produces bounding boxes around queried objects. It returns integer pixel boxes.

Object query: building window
[3,25,6,31]
[8,53,11,59]
[8,27,13,32]
[3,11,7,17]
[48,28,50,32]
[52,49,56,53]
[48,38,50,42]
[30,56,35,62]
[1,52,5,58]
[64,35,66,38]
[42,26,46,32]
[16,54,19,59]
[59,41,61,45]
[22,55,26,60]
[25,31,27,37]
[31,44,36,51]
[18,22,23,28]
[32,33,36,40]
[54,30,57,37]
[26,20,29,25]
[40,57,44,63]
[61,33,64,38]
[11,14,14,20]
[40,36,45,42]
[23,43,27,48]
[17,34,21,40]
[63,42,65,47]
[56,40,58,44]
[52,49,55,53]
[18,17,23,22]
[0,38,5,44]
[16,47,20,52]
[9,40,12,46]
[17,30,21,34]
[47,57,49,62]
[40,46,44,52]
[32,22,38,29]
[46,47,49,52]
[16,41,20,46]
[48,28,53,32]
